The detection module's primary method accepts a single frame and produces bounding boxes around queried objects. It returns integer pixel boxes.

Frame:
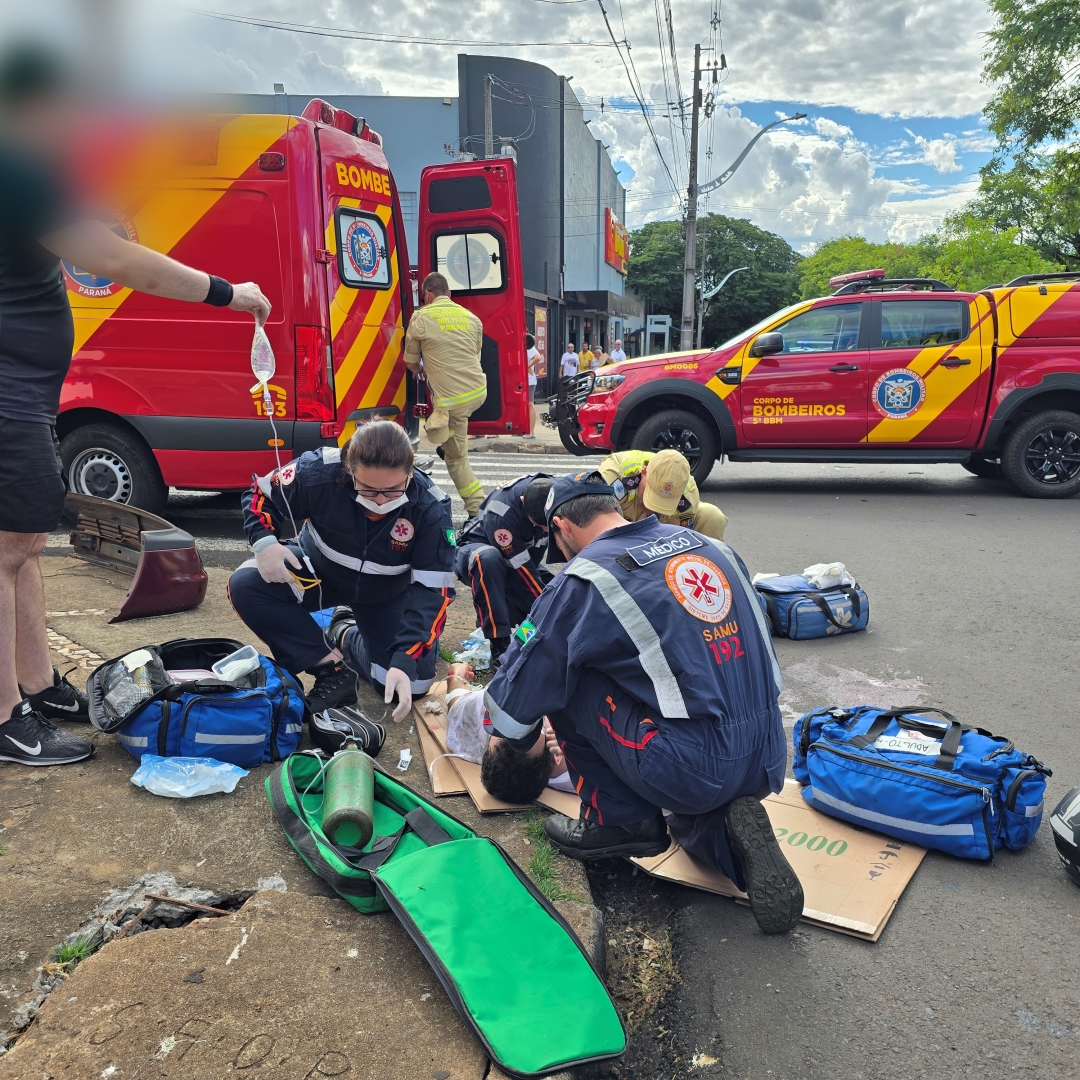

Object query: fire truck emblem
[390,518,415,546]
[873,368,926,420]
[665,554,733,623]
[345,218,382,281]
[63,211,138,298]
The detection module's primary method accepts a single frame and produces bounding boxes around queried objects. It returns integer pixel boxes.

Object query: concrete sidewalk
[0,556,600,1078]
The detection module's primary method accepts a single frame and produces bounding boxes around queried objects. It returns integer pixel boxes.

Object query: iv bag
[250,324,276,391]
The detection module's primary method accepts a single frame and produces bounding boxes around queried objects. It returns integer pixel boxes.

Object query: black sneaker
[725,796,804,935]
[306,660,359,714]
[22,667,90,723]
[0,700,94,766]
[543,813,670,861]
[327,605,357,652]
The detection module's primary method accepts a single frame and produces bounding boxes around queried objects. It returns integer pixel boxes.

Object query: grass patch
[51,937,96,970]
[605,924,677,1030]
[0,842,8,856]
[438,643,456,663]
[523,812,587,904]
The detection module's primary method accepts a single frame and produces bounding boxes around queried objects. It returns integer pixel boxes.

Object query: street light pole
[679,44,702,350]
[484,74,494,159]
[697,265,749,349]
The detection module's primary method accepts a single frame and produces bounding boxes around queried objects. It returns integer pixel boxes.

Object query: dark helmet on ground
[1050,784,1080,887]
[310,704,386,756]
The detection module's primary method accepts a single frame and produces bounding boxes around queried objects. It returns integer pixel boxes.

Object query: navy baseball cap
[544,470,616,563]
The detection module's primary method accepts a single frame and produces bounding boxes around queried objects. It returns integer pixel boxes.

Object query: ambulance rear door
[417,159,529,435]
[313,102,411,445]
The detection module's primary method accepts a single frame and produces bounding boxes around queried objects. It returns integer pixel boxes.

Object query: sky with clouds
[7,0,1002,251]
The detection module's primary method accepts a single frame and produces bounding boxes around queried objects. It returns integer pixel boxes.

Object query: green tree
[921,214,1060,290]
[967,1,1080,267]
[795,237,941,300]
[625,214,800,348]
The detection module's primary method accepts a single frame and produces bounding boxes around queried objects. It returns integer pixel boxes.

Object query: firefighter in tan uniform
[405,273,487,515]
[598,449,728,538]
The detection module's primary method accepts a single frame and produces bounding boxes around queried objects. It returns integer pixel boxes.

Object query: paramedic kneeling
[481,471,804,934]
[229,420,455,723]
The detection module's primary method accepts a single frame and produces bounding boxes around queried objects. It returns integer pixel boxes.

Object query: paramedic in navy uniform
[229,420,456,723]
[480,471,804,934]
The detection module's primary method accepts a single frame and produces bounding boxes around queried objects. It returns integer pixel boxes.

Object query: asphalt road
[54,453,1079,1078]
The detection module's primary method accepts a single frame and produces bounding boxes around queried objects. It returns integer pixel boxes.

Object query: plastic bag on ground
[802,562,856,590]
[453,627,492,671]
[131,755,249,798]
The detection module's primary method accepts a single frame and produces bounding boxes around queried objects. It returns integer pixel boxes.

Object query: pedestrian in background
[0,44,271,769]
[560,342,579,379]
[578,340,594,372]
[591,345,608,371]
[524,331,539,439]
[610,339,627,364]
[404,272,487,516]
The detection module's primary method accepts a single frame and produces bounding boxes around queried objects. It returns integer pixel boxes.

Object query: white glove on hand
[383,667,413,724]
[254,541,301,584]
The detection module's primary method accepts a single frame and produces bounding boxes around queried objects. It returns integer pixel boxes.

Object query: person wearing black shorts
[0,46,271,767]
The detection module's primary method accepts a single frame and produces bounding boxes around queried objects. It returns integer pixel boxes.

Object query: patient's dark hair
[343,418,414,474]
[523,476,554,525]
[480,739,553,803]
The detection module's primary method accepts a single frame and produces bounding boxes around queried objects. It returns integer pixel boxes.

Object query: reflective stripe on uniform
[705,538,784,695]
[508,549,532,568]
[306,523,410,575]
[435,384,487,409]
[412,569,456,588]
[484,500,512,517]
[484,689,538,740]
[371,664,434,694]
[459,479,483,498]
[322,447,341,464]
[810,788,975,836]
[565,557,689,719]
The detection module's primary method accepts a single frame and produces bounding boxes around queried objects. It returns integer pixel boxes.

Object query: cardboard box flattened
[633,781,926,941]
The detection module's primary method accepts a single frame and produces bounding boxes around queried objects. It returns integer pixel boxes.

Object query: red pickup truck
[552,269,1080,498]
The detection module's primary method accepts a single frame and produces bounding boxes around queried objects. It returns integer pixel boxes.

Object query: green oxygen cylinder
[322,748,376,849]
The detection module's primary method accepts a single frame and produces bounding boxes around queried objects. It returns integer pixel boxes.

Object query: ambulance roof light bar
[829,268,955,295]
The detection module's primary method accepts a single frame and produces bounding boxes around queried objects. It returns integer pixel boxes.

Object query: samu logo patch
[665,554,733,623]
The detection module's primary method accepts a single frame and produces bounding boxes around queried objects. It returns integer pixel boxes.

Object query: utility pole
[680,45,702,349]
[484,75,494,159]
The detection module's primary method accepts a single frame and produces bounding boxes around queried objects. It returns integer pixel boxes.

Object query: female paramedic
[228,419,456,723]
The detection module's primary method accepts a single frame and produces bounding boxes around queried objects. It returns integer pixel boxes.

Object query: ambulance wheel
[962,456,1002,479]
[1002,410,1080,499]
[61,423,169,517]
[632,409,716,485]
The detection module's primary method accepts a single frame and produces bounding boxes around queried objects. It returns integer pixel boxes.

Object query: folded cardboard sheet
[632,781,926,941]
[412,685,582,818]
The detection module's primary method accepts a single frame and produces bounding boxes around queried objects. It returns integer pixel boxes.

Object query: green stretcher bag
[266,751,627,1078]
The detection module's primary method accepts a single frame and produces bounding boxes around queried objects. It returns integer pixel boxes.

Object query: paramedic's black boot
[435,445,445,460]
[306,660,359,714]
[725,796,804,935]
[0,700,94,766]
[22,667,90,723]
[544,813,670,861]
[327,605,357,651]
[490,636,511,670]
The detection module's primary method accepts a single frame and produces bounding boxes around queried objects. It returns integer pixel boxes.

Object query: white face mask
[355,491,410,515]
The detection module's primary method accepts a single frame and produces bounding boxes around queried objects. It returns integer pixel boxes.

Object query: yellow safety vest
[404,297,486,410]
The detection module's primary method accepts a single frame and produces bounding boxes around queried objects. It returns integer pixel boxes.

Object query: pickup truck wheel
[61,423,169,517]
[631,409,717,485]
[962,457,1002,479]
[1001,410,1080,499]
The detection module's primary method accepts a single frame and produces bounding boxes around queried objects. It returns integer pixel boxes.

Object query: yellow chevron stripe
[334,206,400,406]
[327,197,363,339]
[993,283,1071,348]
[70,116,293,354]
[866,296,990,443]
[357,327,405,410]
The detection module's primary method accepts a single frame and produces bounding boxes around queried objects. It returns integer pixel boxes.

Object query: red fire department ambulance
[554,269,1080,498]
[58,99,527,515]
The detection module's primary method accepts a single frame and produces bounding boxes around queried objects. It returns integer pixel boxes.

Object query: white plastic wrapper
[446,689,489,763]
[130,755,248,798]
[453,627,492,671]
[802,562,856,589]
[250,324,276,392]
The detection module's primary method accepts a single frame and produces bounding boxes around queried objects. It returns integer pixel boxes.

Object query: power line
[193,9,625,48]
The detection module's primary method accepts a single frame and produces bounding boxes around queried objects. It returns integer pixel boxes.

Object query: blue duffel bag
[88,637,305,769]
[792,705,1051,860]
[755,575,868,638]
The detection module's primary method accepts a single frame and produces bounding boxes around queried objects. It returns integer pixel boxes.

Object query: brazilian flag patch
[515,619,537,645]
[446,529,458,547]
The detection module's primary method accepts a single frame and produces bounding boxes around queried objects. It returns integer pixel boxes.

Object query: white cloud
[814,117,853,139]
[909,132,962,173]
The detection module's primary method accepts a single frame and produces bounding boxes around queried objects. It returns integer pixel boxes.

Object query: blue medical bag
[792,705,1051,860]
[754,575,868,639]
[88,638,306,769]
